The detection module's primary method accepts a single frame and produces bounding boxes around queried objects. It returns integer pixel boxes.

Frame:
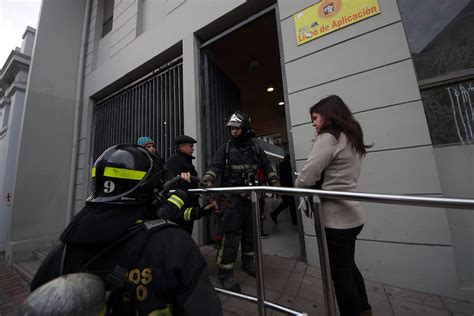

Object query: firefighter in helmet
[203,111,280,292]
[30,144,222,315]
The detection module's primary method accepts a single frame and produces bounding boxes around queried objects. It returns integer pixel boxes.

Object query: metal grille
[201,53,240,163]
[92,59,183,160]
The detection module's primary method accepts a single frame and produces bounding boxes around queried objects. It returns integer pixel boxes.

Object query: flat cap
[174,135,197,146]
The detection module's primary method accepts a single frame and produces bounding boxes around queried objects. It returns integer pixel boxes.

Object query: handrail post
[251,190,266,316]
[312,195,337,316]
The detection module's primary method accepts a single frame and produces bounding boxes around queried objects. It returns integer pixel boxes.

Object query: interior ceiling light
[278,101,285,106]
[266,84,274,92]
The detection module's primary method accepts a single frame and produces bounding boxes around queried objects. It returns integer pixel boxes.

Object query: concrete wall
[7,0,87,261]
[278,0,468,300]
[433,145,474,300]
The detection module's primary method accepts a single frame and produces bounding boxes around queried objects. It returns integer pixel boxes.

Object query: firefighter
[165,135,206,235]
[203,111,280,293]
[30,144,222,316]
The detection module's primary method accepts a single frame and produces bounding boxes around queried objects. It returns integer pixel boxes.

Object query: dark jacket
[205,138,278,186]
[31,202,222,316]
[165,151,199,199]
[278,158,293,187]
[165,151,201,234]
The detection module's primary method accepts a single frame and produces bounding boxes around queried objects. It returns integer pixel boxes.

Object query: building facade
[6,0,473,302]
[0,27,36,252]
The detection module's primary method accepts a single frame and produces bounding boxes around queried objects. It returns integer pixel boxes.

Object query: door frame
[197,3,306,260]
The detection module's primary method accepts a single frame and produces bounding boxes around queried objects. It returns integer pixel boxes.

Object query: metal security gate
[201,52,240,162]
[92,58,183,160]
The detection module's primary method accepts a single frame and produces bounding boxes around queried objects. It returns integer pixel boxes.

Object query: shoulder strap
[223,140,232,180]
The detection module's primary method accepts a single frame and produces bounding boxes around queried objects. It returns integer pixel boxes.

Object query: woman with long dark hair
[296,95,372,315]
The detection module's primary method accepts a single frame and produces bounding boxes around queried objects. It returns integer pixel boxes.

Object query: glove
[201,200,219,216]
[202,175,214,188]
[199,200,218,217]
[197,207,212,218]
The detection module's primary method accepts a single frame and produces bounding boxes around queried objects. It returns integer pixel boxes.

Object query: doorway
[200,10,300,259]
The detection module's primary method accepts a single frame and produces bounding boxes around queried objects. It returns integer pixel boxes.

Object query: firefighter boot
[241,255,256,277]
[218,269,241,293]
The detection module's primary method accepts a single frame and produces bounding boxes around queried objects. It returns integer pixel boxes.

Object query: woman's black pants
[325,225,371,316]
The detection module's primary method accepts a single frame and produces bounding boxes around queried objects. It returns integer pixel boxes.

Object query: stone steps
[11,247,54,284]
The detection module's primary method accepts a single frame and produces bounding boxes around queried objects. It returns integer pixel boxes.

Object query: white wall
[433,145,474,301]
[7,0,87,261]
[278,0,468,300]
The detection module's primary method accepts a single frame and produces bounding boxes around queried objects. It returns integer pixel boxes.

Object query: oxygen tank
[18,273,106,315]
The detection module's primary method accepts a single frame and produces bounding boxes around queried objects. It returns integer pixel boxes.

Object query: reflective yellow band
[167,195,184,209]
[135,219,143,224]
[103,167,146,180]
[91,167,96,177]
[183,207,192,221]
[267,171,277,178]
[218,262,234,270]
[98,305,106,316]
[230,164,258,171]
[216,236,234,270]
[149,305,173,315]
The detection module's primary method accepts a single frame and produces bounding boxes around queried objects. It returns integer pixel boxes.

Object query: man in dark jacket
[30,144,222,316]
[270,154,297,225]
[165,135,205,235]
[203,111,280,293]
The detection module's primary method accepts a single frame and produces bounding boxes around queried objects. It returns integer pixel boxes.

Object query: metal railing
[190,186,474,316]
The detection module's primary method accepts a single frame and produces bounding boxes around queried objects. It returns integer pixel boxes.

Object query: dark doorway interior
[206,11,287,144]
[200,11,300,258]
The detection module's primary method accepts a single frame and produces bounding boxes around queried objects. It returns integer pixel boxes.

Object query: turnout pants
[216,194,254,277]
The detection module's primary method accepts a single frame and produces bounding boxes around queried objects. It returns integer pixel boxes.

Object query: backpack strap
[223,140,232,181]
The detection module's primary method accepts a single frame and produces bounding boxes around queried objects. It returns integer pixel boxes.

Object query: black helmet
[226,111,255,137]
[88,144,164,204]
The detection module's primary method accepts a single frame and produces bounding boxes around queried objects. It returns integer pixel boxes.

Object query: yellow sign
[294,0,381,45]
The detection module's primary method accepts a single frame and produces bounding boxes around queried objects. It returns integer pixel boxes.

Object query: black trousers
[272,195,297,224]
[325,225,370,316]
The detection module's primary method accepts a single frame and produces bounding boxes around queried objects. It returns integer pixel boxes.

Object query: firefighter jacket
[205,137,279,186]
[157,189,210,233]
[165,152,201,234]
[31,202,222,316]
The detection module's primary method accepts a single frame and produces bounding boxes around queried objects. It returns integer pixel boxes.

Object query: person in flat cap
[166,135,211,235]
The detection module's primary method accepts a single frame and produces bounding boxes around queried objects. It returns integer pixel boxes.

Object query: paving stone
[440,296,474,315]
[389,296,451,316]
[297,275,325,305]
[243,267,291,292]
[293,295,326,316]
[366,289,394,316]
[222,296,260,315]
[384,285,446,309]
[277,293,296,309]
[294,261,307,275]
[305,265,321,278]
[262,254,296,272]
[283,272,304,296]
[240,283,280,302]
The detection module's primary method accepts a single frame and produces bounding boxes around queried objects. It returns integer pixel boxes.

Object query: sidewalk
[200,245,474,316]
[1,248,473,316]
[0,253,30,316]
